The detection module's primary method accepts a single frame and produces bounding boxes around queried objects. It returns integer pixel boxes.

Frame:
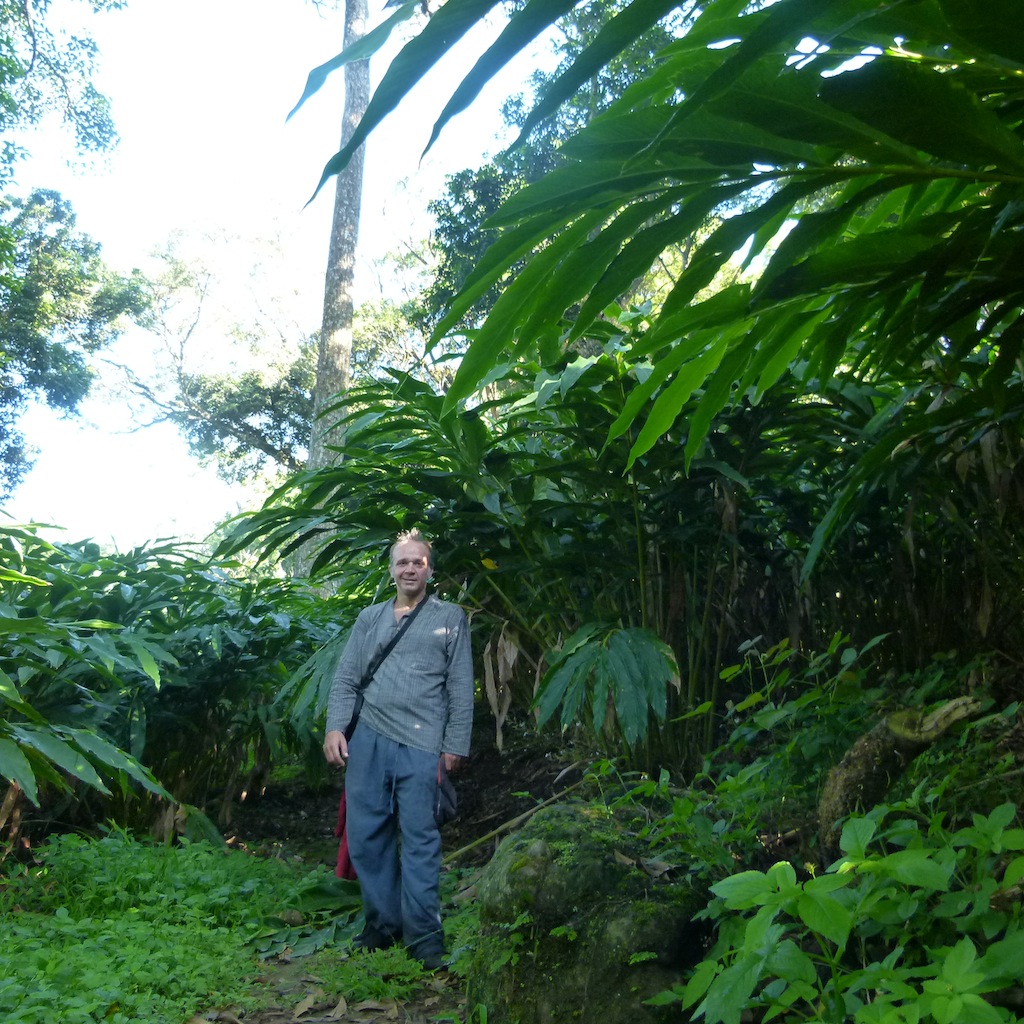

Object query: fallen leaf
[293,988,326,1017]
[352,998,400,1017]
[327,994,348,1019]
[614,849,637,867]
[641,858,676,878]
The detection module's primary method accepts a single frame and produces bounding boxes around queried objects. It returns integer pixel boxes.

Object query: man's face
[390,540,431,601]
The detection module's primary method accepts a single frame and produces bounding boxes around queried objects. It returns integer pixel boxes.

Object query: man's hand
[442,752,465,774]
[323,730,349,766]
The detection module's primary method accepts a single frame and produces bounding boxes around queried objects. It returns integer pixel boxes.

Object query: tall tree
[308,0,369,470]
[0,0,121,155]
[0,0,145,496]
[0,189,149,496]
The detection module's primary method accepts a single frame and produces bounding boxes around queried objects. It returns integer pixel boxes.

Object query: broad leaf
[8,724,110,794]
[0,736,38,805]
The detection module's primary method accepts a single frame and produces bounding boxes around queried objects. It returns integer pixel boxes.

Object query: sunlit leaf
[287,3,419,121]
[311,0,504,199]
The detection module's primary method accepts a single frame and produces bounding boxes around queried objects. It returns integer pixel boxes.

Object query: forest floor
[220,721,581,1024]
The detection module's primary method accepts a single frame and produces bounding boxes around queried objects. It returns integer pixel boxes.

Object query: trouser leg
[345,726,401,942]
[395,743,444,959]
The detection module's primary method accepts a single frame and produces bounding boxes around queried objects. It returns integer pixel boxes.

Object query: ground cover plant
[0,824,446,1024]
[1,829,312,1022]
[619,641,1024,1024]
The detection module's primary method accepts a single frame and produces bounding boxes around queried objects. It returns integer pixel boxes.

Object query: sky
[1,0,526,551]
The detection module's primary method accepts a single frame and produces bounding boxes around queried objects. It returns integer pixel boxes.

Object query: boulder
[465,802,706,1024]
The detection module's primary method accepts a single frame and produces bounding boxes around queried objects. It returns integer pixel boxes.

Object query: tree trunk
[308,0,370,471]
[817,696,982,853]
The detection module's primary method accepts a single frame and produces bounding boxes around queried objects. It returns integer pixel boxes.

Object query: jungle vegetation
[1,0,1023,1021]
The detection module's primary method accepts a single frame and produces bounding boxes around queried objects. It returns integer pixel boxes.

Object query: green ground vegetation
[0,826,448,1023]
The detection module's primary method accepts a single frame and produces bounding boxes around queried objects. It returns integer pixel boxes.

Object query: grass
[0,825,460,1023]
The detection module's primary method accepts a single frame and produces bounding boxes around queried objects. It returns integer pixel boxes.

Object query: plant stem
[442,779,586,865]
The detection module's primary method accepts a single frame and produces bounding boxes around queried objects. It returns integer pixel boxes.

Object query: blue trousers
[345,725,444,958]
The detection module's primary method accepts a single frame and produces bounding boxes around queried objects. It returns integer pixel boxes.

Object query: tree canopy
[0,189,149,495]
[0,0,147,496]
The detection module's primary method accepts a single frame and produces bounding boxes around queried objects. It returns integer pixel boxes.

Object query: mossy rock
[466,803,707,1024]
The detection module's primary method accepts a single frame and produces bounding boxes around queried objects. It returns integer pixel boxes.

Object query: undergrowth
[0,827,366,1023]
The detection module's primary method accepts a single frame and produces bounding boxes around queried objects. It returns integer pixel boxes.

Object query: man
[323,529,473,970]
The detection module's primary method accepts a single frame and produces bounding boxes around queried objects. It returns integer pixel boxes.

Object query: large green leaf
[8,724,110,794]
[819,58,1024,173]
[536,626,677,747]
[937,0,1024,65]
[311,0,507,199]
[0,736,38,804]
[510,0,683,148]
[422,0,580,154]
[62,728,170,799]
[444,209,608,409]
[631,334,729,463]
[287,2,420,120]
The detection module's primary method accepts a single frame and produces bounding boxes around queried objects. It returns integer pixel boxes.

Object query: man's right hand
[323,730,349,766]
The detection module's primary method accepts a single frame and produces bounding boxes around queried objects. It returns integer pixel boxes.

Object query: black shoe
[417,950,446,972]
[353,928,398,952]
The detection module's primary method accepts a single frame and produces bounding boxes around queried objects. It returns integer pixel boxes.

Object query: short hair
[390,528,434,569]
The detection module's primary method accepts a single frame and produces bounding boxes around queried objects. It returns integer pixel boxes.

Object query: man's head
[389,529,433,602]
[390,528,434,568]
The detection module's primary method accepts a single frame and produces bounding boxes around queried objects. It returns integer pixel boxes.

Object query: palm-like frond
[313,0,1023,576]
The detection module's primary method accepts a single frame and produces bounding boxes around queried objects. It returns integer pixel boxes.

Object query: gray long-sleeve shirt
[325,594,474,757]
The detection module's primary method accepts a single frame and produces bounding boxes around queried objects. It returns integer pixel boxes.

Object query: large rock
[466,802,706,1024]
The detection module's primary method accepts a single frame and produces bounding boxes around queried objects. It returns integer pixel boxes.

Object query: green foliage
[0,0,124,154]
[313,0,1024,582]
[711,634,888,799]
[0,524,341,831]
[0,189,150,496]
[657,804,1024,1024]
[129,244,445,484]
[599,635,1024,1024]
[220,362,710,757]
[271,0,1024,774]
[0,2,131,495]
[0,531,172,808]
[0,828,326,1024]
[536,624,679,748]
[417,1,685,332]
[171,347,314,479]
[223,337,1021,767]
[298,945,431,1005]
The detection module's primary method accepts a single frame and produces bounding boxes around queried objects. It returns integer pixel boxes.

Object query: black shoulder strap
[361,594,429,686]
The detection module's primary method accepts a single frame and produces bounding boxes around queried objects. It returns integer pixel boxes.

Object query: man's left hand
[442,752,464,773]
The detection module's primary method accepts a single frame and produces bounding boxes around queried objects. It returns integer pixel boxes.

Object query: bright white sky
[2,0,528,551]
